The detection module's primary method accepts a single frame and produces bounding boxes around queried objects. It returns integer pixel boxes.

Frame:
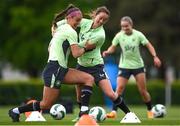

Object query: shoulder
[95,27,105,38]
[98,26,105,34]
[65,24,76,33]
[80,18,93,26]
[56,19,67,27]
[114,31,122,37]
[59,24,77,36]
[133,29,145,36]
[81,18,92,23]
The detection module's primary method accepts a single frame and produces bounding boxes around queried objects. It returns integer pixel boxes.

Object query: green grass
[0,105,180,125]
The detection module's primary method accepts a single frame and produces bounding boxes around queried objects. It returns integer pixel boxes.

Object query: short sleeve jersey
[112,29,149,69]
[77,18,105,67]
[48,24,78,68]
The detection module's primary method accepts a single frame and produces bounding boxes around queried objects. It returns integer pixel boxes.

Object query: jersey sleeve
[78,34,105,48]
[112,33,120,46]
[139,32,149,46]
[79,18,90,27]
[66,29,78,45]
[89,34,105,44]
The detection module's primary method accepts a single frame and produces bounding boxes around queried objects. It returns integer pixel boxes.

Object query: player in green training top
[103,16,161,119]
[54,7,132,122]
[73,7,132,122]
[8,5,95,122]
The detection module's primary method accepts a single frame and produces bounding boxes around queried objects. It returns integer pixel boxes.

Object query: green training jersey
[48,24,78,68]
[78,18,105,67]
[112,29,149,69]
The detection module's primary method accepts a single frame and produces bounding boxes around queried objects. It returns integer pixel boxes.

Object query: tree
[0,0,105,77]
[103,0,180,78]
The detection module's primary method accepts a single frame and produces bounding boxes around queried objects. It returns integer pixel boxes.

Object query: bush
[0,80,179,105]
[0,80,104,105]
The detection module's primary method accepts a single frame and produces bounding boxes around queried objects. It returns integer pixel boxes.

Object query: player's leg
[106,68,130,118]
[135,73,151,104]
[115,76,129,96]
[71,85,82,122]
[75,85,82,109]
[99,79,130,116]
[106,76,129,118]
[134,70,153,118]
[63,68,94,116]
[91,65,131,118]
[73,64,87,109]
[9,61,64,122]
[71,64,95,122]
[9,86,60,122]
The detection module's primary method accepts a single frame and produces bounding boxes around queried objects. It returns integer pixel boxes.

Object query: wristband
[83,47,94,52]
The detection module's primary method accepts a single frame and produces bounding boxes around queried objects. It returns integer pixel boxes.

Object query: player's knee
[85,75,94,86]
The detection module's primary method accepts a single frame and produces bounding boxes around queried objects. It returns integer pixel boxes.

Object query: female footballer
[103,16,161,119]
[9,5,95,122]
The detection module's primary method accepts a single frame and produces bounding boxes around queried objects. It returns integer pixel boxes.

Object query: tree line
[0,0,179,78]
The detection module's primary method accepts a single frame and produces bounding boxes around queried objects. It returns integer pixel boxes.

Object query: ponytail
[52,4,76,28]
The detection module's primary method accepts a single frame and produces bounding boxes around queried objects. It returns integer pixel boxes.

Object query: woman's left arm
[146,42,162,67]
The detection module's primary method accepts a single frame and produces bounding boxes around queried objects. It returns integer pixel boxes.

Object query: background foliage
[0,0,180,78]
[0,80,180,105]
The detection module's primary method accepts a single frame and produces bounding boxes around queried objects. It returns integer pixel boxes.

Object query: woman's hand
[153,56,161,68]
[84,41,96,52]
[102,50,109,57]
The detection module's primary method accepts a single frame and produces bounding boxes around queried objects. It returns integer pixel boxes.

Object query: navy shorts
[76,64,108,85]
[42,61,68,89]
[118,67,145,79]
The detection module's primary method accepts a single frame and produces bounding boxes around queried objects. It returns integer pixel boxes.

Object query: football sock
[18,101,40,113]
[112,103,118,111]
[145,101,152,111]
[80,85,92,110]
[114,96,130,114]
[80,106,89,112]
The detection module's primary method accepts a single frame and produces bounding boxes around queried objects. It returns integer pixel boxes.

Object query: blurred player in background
[103,16,161,119]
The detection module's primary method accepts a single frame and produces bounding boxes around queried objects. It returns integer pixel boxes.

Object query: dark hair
[121,16,133,26]
[52,4,80,28]
[90,6,110,18]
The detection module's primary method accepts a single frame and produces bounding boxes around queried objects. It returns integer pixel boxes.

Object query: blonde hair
[121,16,133,26]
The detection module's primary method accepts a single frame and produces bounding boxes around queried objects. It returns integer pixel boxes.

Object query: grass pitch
[0,105,179,125]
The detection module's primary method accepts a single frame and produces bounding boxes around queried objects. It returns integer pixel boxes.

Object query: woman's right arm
[71,42,96,58]
[145,42,161,67]
[70,44,85,58]
[102,45,116,57]
[103,32,120,57]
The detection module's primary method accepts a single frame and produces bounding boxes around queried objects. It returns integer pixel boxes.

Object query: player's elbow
[72,53,79,58]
